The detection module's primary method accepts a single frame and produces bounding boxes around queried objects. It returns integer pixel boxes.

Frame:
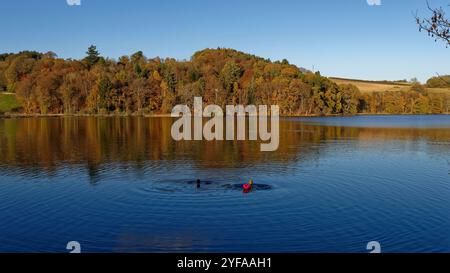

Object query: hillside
[0,48,449,116]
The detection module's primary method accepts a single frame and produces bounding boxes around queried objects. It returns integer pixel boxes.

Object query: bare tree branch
[415,1,450,47]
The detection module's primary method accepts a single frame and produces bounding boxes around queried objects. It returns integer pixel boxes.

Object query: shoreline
[0,112,449,119]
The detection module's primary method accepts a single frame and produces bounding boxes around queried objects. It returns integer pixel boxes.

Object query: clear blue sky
[0,0,449,82]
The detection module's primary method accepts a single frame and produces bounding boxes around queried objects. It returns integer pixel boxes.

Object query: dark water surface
[0,115,449,253]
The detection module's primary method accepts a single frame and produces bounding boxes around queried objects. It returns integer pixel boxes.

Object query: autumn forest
[0,46,449,116]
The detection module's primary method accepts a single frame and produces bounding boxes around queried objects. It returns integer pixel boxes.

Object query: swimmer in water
[196,179,201,188]
[243,179,254,193]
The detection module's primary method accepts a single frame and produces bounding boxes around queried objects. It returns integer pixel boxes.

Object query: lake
[0,115,449,253]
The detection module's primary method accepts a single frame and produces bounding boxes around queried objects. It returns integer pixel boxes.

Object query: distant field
[0,93,21,113]
[330,77,450,94]
[330,77,411,93]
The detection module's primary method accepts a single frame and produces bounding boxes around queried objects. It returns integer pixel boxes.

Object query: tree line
[0,47,449,116]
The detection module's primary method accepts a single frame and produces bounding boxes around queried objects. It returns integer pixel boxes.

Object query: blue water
[295,115,450,128]
[0,116,449,253]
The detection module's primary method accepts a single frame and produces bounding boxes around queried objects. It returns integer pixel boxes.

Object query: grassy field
[330,77,450,94]
[0,93,21,113]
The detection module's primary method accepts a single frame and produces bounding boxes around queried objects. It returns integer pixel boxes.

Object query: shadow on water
[186,179,214,186]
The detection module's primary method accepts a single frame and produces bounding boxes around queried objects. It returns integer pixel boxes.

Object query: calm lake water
[0,115,449,253]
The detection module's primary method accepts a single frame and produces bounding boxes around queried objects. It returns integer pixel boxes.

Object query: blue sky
[0,0,449,82]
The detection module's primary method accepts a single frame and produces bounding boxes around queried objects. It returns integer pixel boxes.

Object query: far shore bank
[0,112,449,119]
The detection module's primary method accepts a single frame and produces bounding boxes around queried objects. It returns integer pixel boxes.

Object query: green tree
[97,76,112,111]
[85,45,100,68]
[220,61,242,94]
[340,84,360,115]
[131,51,145,64]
